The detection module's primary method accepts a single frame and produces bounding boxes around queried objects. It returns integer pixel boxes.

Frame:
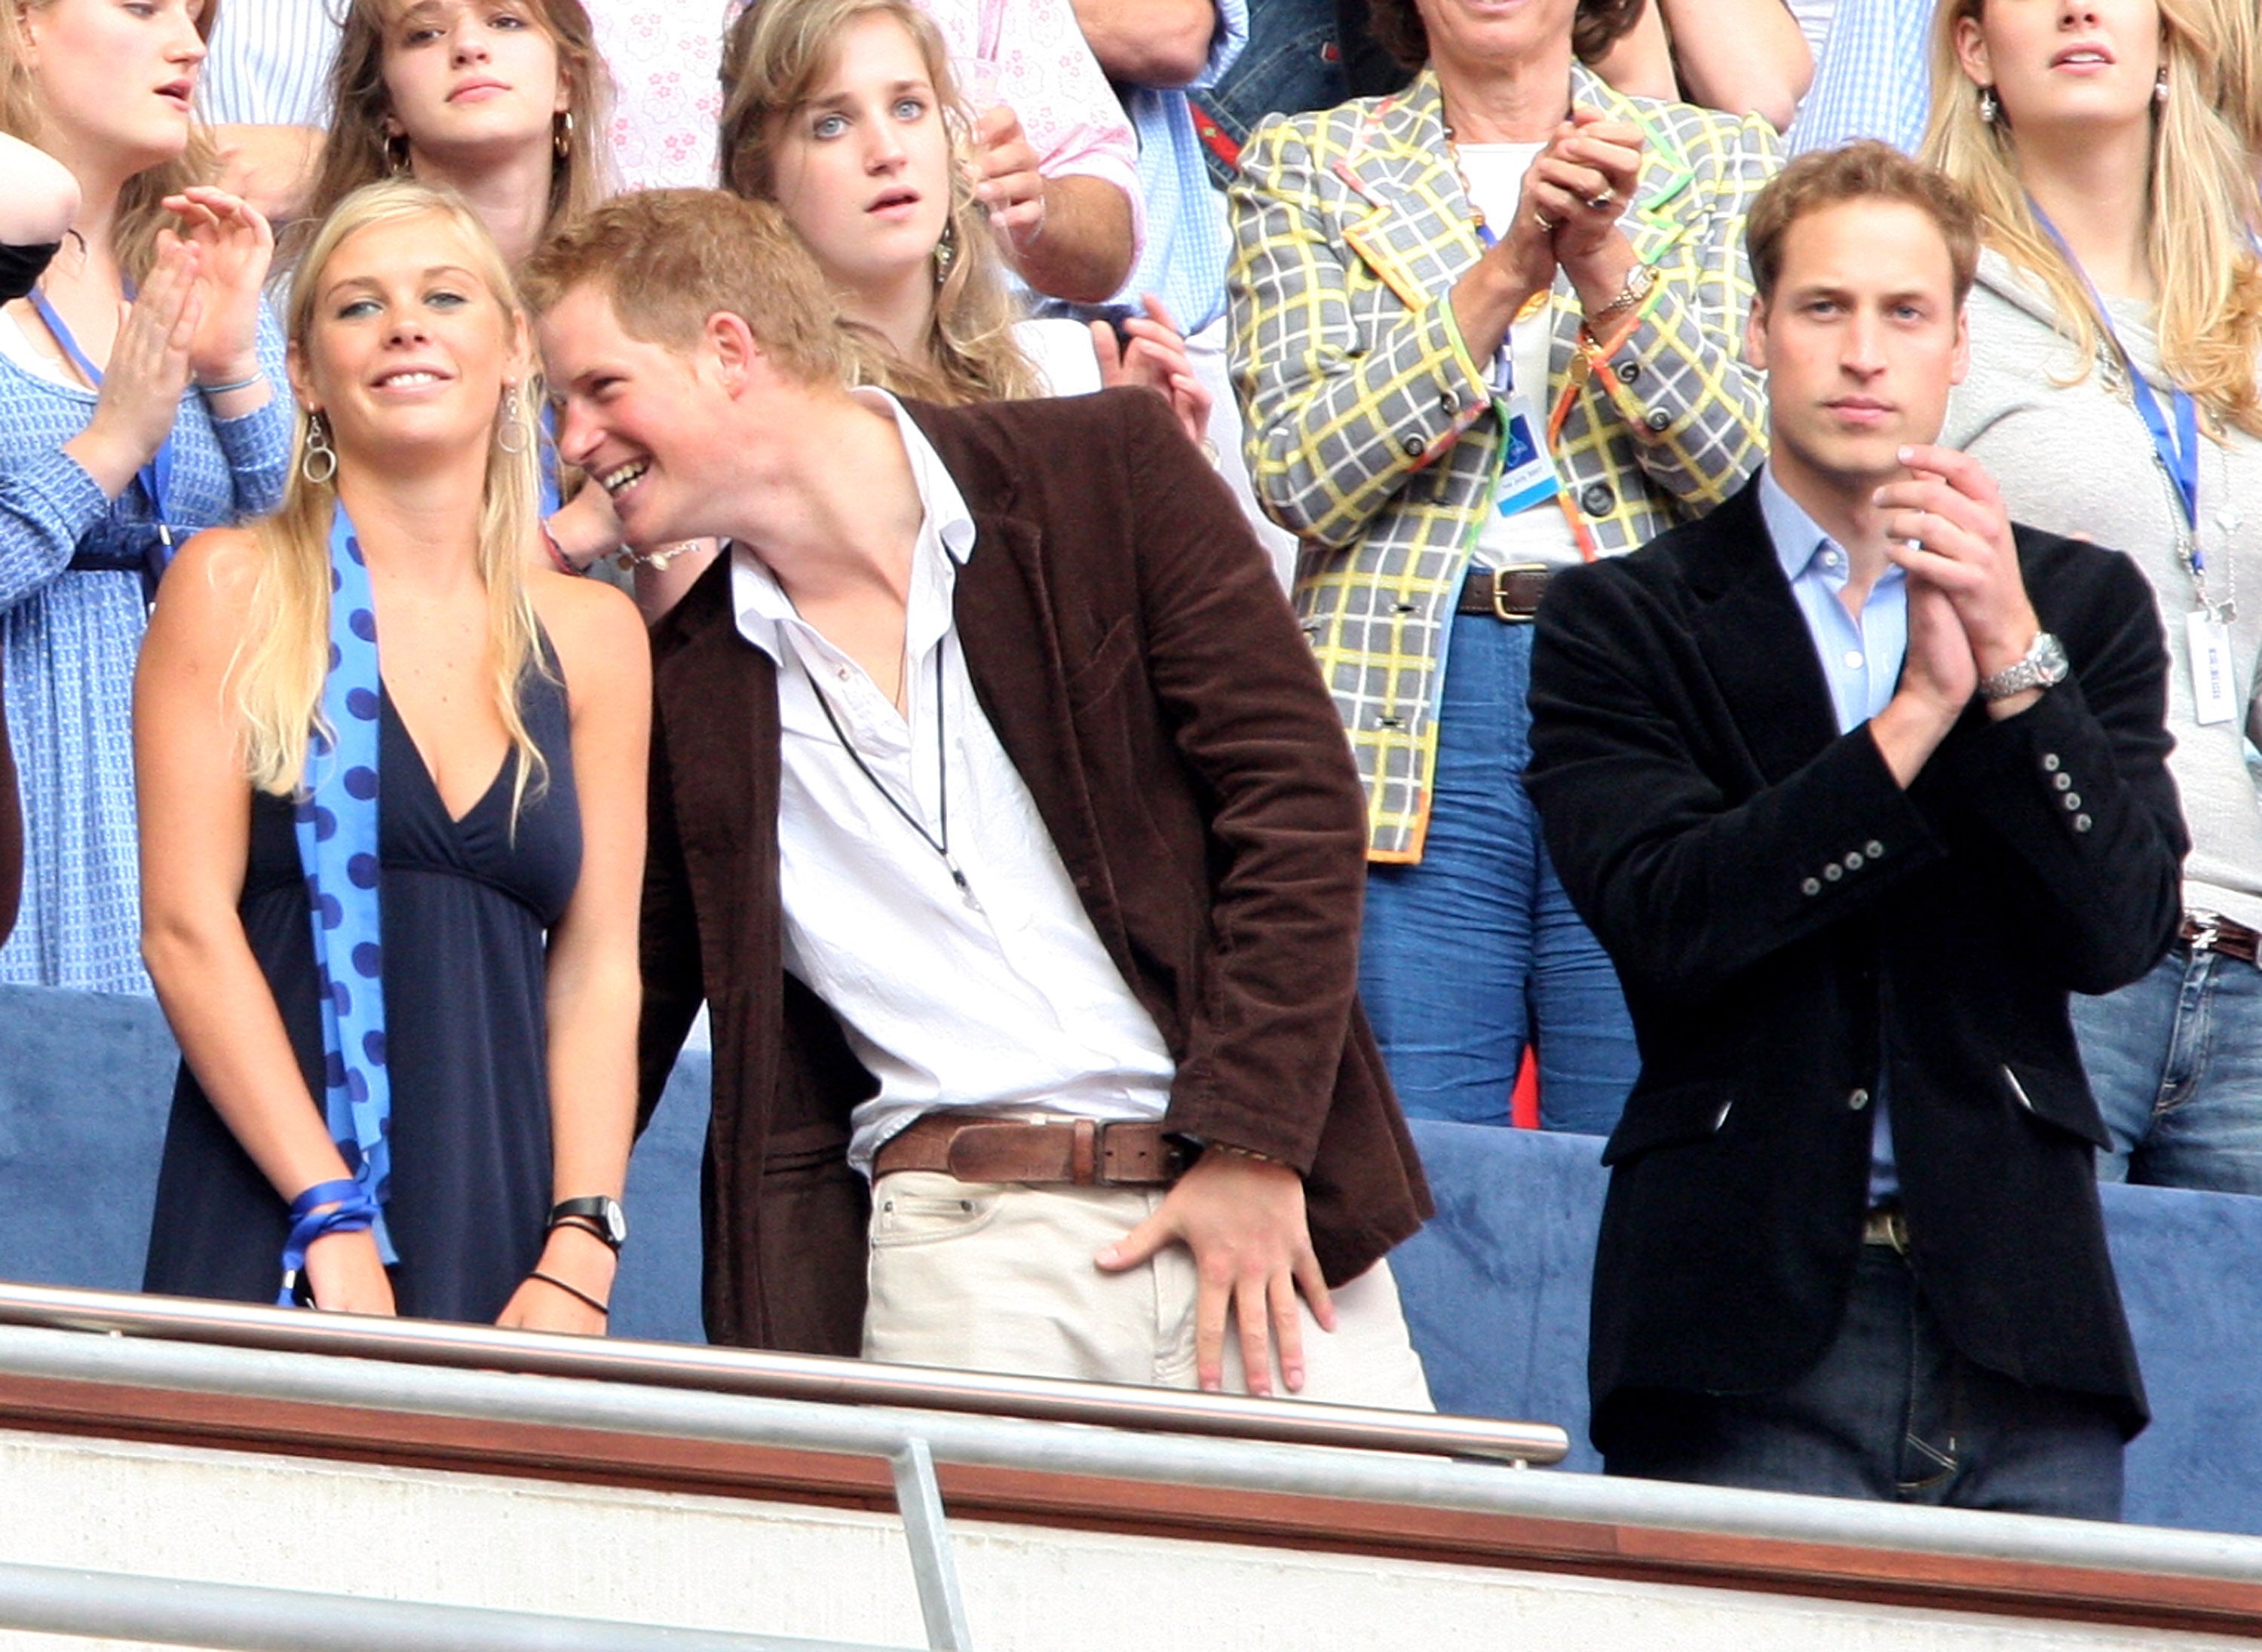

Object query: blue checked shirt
[1788,0,1938,156]
[1112,0,1248,333]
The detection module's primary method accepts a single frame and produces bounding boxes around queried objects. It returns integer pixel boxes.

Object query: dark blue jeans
[1602,1246,2127,1521]
[1357,615,1640,1135]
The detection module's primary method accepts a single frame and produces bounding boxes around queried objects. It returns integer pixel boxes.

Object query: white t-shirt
[1455,144,1583,573]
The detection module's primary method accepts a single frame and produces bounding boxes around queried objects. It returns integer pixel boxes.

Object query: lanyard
[26,286,178,553]
[803,645,977,906]
[2028,203,2202,570]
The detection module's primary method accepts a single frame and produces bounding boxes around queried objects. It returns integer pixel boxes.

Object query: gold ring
[1534,210,1560,233]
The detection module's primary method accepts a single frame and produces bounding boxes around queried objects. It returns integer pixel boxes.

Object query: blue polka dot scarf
[292,501,398,1265]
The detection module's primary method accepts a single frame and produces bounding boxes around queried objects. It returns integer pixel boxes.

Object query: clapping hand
[160,185,273,390]
[1090,296,1213,447]
[72,234,202,490]
[1531,106,1643,269]
[1877,444,2038,682]
[971,103,1047,251]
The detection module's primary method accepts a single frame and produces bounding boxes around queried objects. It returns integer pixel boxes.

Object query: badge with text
[1494,388,1562,520]
[2187,611,2239,726]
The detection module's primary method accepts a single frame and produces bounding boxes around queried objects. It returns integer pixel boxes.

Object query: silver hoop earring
[301,412,338,486]
[497,385,532,455]
[1978,85,2001,125]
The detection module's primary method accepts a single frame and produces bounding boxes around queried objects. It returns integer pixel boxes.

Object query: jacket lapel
[1683,482,1842,786]
[1336,71,1487,311]
[654,556,781,964]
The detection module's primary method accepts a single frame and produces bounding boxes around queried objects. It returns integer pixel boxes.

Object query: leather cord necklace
[803,646,978,906]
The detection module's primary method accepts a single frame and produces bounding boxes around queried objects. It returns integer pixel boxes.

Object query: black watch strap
[547,1195,627,1250]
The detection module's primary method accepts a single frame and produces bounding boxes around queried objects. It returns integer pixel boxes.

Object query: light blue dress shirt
[1111,0,1248,333]
[1758,466,1908,1199]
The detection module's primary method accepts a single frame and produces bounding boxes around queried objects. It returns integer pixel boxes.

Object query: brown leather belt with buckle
[1457,564,1552,621]
[873,1114,1191,1187]
[2182,911,2260,966]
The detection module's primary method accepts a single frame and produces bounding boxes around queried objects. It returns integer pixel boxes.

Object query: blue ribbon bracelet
[277,1178,381,1307]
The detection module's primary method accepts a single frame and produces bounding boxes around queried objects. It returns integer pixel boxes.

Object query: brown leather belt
[2182,911,2260,966]
[1457,564,1552,621]
[873,1114,1191,1187]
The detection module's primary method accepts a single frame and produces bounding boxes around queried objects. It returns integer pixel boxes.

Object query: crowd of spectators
[0,0,2258,1524]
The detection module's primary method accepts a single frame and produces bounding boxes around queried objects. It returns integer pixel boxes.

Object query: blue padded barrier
[0,984,711,1345]
[1393,1117,2262,1534]
[3,985,2258,1534]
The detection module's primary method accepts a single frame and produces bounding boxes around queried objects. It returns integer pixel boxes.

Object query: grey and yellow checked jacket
[1227,66,1779,861]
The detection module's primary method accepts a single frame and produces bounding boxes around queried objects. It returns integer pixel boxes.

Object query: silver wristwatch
[1977,632,2069,701]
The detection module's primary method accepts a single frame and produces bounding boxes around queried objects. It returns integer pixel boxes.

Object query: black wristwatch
[547,1195,628,1251]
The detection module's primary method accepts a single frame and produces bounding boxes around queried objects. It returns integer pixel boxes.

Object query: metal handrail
[0,1279,1569,1466]
[5,1309,2262,1589]
[0,1560,898,1652]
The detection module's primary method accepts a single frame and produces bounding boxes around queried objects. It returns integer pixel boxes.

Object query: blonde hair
[2211,0,2261,167]
[237,181,547,814]
[522,185,863,388]
[290,0,614,262]
[2,0,220,280]
[1921,0,2262,436]
[718,0,1040,405]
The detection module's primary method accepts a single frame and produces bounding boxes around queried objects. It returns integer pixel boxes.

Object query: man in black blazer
[1525,144,2184,1517]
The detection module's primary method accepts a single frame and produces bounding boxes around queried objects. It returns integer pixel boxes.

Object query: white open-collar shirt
[731,392,1175,1175]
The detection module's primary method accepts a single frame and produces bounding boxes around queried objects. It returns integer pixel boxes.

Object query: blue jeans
[1602,1247,2127,1521]
[2076,942,2262,1195]
[1357,615,1639,1135]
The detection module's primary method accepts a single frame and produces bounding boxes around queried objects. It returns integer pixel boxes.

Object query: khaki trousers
[862,1172,1434,1410]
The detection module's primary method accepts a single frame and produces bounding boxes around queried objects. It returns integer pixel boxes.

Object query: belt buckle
[2187,911,2223,955]
[1863,1206,1909,1252]
[1491,562,1548,623]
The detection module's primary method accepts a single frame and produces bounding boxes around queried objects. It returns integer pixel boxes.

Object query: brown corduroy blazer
[635,389,1432,1354]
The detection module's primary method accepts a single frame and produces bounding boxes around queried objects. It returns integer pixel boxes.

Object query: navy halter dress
[144,657,581,1322]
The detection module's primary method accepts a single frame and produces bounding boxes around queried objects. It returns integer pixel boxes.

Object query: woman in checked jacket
[1225,0,1776,1136]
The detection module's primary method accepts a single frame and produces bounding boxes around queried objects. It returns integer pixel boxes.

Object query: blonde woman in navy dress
[136,181,648,1327]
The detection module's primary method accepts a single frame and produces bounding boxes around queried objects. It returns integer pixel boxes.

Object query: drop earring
[933,219,958,286]
[555,110,574,161]
[498,386,532,455]
[1978,85,2000,125]
[2154,69,2169,105]
[302,412,338,486]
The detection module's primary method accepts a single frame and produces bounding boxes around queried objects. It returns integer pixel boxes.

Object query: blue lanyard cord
[2027,202,2202,568]
[25,284,177,548]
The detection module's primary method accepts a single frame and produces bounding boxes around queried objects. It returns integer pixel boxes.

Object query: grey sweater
[1944,250,2262,933]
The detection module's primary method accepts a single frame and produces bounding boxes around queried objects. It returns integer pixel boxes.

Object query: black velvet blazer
[1526,477,2184,1448]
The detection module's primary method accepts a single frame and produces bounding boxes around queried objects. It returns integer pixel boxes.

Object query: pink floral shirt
[596,2,734,189]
